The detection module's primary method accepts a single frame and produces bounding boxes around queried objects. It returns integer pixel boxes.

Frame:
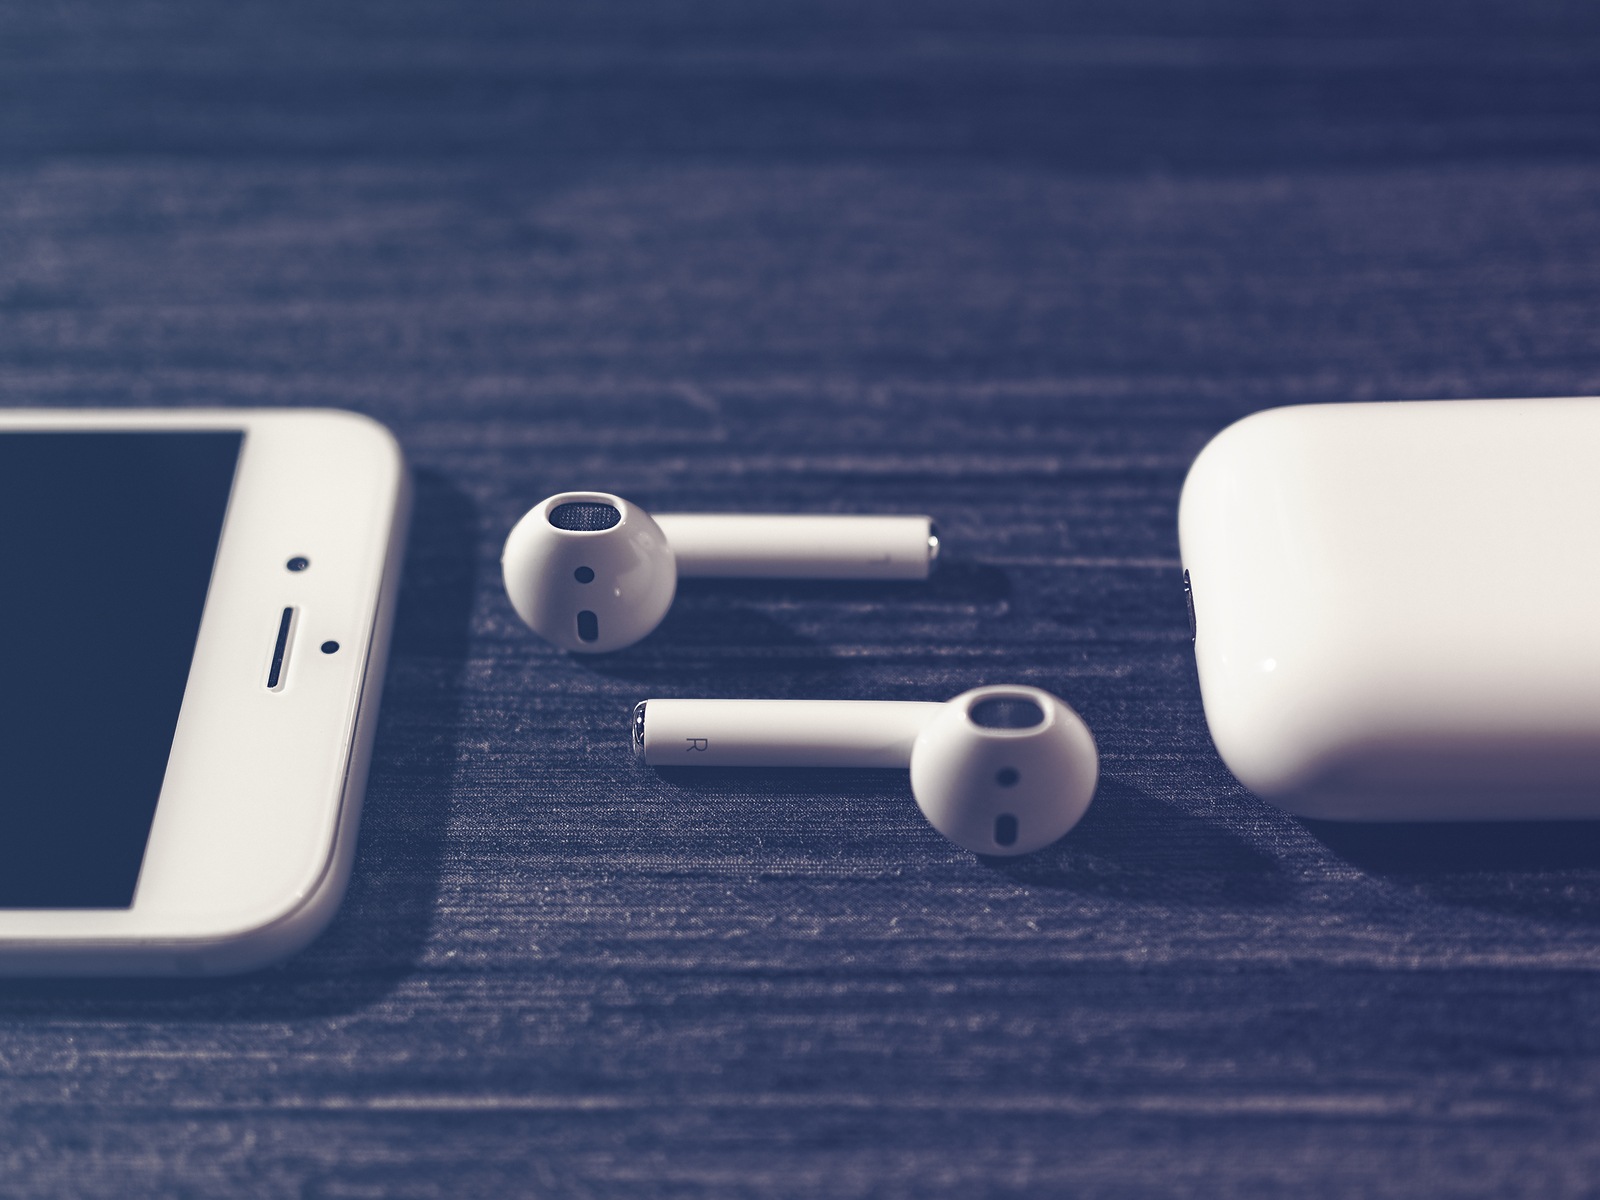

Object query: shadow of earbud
[581,595,850,694]
[983,778,1295,906]
[687,561,1012,608]
[580,562,1012,693]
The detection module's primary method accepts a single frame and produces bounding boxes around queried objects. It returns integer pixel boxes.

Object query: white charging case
[1178,397,1600,821]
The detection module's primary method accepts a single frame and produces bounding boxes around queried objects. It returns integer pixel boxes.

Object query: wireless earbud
[631,685,1098,855]
[502,491,939,653]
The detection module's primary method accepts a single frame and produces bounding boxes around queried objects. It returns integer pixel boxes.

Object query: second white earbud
[502,491,939,652]
[632,685,1098,856]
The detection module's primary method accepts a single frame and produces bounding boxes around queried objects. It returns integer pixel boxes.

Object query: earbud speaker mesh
[968,696,1045,729]
[549,501,622,531]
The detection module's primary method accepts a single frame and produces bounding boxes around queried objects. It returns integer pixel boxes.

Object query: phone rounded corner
[182,829,363,976]
[197,885,353,976]
[0,850,357,974]
[296,408,408,481]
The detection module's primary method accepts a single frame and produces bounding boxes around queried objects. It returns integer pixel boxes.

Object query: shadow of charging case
[1179,396,1600,821]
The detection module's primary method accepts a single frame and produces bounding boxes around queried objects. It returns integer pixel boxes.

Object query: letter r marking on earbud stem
[686,738,709,752]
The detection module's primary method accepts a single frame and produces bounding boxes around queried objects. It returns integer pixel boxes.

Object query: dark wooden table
[4,2,1600,1195]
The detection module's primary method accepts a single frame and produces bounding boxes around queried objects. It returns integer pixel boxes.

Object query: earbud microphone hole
[574,566,595,583]
[996,767,1020,787]
[994,814,1019,846]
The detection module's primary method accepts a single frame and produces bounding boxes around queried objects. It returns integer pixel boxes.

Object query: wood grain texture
[2,1,1600,1195]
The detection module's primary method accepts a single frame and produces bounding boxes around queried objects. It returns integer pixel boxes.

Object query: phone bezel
[0,408,408,970]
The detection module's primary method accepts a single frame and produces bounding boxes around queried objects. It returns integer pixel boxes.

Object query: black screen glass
[0,430,243,908]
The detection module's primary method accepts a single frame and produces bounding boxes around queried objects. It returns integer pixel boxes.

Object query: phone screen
[0,430,243,908]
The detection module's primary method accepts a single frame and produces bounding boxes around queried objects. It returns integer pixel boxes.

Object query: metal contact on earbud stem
[632,701,648,759]
[927,525,941,571]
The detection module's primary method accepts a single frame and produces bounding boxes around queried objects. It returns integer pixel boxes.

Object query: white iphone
[1179,397,1600,822]
[0,408,409,974]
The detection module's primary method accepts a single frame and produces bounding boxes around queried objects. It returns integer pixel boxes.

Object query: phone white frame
[0,408,410,974]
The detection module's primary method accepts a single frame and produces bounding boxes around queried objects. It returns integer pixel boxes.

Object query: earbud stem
[653,514,937,580]
[635,698,944,767]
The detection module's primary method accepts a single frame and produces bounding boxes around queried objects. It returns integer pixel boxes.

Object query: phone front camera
[286,556,310,572]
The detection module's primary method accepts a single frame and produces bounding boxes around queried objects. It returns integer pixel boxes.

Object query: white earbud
[632,685,1098,855]
[502,491,939,653]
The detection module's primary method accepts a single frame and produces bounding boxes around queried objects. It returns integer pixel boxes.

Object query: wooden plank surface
[2,2,1600,1195]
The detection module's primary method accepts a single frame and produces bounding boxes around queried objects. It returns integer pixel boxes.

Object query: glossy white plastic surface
[0,408,409,974]
[654,513,936,579]
[501,491,937,654]
[635,685,1099,855]
[909,686,1098,856]
[1179,397,1600,821]
[502,492,677,653]
[637,699,943,767]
